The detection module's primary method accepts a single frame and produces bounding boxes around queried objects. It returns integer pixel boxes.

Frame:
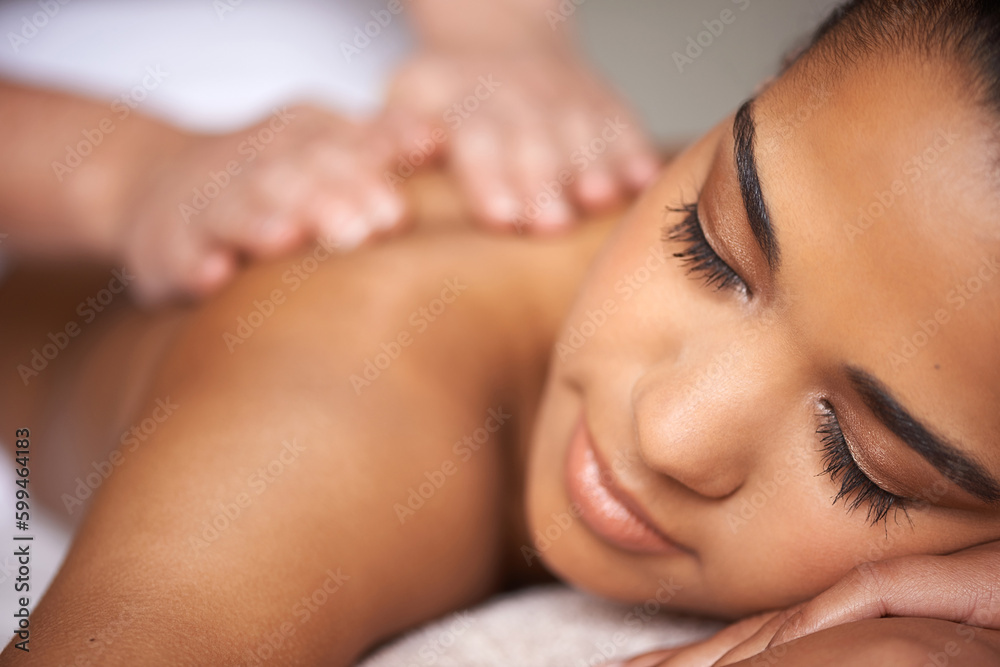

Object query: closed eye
[664,201,749,296]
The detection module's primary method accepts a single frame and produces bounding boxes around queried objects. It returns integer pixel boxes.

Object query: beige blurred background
[576,0,840,143]
[0,0,841,145]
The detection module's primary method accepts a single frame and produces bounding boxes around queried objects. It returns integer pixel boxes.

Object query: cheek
[697,474,877,611]
[553,204,690,380]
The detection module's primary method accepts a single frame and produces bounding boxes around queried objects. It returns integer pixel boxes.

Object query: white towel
[358,584,724,667]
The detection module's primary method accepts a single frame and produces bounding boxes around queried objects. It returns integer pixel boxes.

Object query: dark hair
[794,0,1000,116]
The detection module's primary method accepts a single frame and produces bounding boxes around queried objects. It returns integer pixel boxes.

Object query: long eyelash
[817,401,909,528]
[663,202,746,294]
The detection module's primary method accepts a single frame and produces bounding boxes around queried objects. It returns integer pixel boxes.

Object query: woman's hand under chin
[611,538,1000,666]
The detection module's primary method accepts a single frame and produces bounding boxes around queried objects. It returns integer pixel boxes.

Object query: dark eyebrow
[847,366,1000,504]
[734,99,780,270]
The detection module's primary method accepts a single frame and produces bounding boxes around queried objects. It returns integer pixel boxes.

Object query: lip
[565,415,689,556]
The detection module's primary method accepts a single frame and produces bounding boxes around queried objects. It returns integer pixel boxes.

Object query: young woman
[2,0,999,664]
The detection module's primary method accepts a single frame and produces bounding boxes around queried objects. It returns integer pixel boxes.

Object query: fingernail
[260,216,294,243]
[486,195,521,224]
[371,197,404,230]
[335,217,371,250]
[533,198,573,231]
[577,170,617,206]
[199,253,230,288]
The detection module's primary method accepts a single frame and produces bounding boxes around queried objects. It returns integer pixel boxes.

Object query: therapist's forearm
[0,79,184,261]
[408,0,576,54]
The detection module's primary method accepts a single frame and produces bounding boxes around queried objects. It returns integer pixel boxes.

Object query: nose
[631,334,798,499]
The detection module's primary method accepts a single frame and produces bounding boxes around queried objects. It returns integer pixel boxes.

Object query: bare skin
[0,172,613,665]
[0,2,658,303]
[2,38,1000,667]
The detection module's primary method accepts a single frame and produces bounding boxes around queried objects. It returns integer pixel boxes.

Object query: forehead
[752,54,1000,465]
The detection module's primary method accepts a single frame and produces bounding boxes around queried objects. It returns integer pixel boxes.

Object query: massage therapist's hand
[386,50,660,233]
[119,105,412,303]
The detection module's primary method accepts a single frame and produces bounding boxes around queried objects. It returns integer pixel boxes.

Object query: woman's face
[526,50,1000,617]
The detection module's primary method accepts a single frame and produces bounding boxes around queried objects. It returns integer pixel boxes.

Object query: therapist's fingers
[605,108,661,192]
[449,115,520,229]
[509,114,573,232]
[125,213,236,304]
[563,106,622,211]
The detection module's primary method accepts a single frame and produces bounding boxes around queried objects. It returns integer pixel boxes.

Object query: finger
[613,648,680,666]
[713,607,802,665]
[302,192,371,251]
[208,180,304,258]
[311,163,405,243]
[509,116,574,233]
[615,614,778,667]
[659,613,779,667]
[603,108,661,192]
[298,143,382,246]
[770,554,1000,647]
[362,184,407,235]
[449,116,521,229]
[127,217,235,304]
[560,107,620,211]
